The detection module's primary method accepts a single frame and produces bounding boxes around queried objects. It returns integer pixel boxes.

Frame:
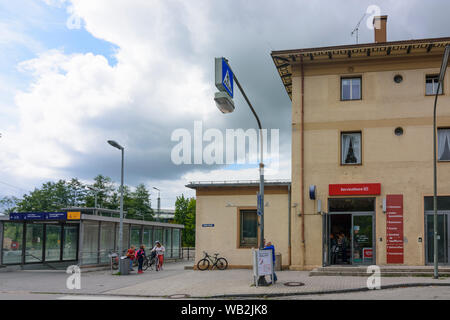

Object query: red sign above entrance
[386,194,404,264]
[329,183,381,196]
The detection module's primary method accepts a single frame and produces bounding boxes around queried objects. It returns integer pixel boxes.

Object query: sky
[0,0,449,209]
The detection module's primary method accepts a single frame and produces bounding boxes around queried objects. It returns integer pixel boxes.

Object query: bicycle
[197,251,228,271]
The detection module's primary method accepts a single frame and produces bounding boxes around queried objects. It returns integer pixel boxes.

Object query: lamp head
[214,91,235,114]
[107,140,123,150]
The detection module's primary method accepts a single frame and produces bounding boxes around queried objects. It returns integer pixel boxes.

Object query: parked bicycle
[197,251,228,271]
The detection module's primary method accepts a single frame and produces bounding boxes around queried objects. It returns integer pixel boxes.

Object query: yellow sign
[67,212,81,220]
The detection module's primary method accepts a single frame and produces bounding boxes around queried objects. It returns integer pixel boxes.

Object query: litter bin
[275,253,282,271]
[119,256,130,275]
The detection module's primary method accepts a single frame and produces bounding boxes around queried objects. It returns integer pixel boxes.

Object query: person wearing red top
[126,245,136,271]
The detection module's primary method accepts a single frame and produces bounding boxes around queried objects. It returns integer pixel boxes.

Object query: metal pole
[157,191,161,222]
[94,192,98,216]
[433,81,441,279]
[224,59,266,285]
[118,148,124,274]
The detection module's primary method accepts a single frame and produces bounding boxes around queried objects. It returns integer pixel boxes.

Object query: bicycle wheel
[215,258,228,270]
[111,258,118,270]
[143,258,149,271]
[197,258,210,271]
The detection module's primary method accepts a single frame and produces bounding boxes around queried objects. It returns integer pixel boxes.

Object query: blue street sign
[9,212,68,221]
[257,194,263,216]
[215,57,234,98]
[202,224,215,228]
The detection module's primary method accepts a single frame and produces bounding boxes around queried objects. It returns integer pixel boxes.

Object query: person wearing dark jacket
[263,240,277,284]
[136,245,146,274]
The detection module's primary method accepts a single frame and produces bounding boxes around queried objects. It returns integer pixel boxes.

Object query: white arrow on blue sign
[215,57,234,98]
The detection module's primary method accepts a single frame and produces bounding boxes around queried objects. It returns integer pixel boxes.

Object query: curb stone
[30,282,450,299]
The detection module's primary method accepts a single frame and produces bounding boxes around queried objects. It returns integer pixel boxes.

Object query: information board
[253,249,273,277]
[386,194,404,264]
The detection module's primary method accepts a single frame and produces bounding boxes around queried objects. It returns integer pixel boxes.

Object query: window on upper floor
[438,128,450,161]
[341,132,362,165]
[341,77,361,101]
[426,75,443,95]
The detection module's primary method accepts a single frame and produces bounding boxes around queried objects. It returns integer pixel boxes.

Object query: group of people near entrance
[126,241,165,274]
[330,232,350,264]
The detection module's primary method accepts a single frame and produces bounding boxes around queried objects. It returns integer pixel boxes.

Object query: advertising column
[386,195,404,264]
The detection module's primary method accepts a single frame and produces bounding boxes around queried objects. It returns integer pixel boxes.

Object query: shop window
[99,222,114,263]
[63,225,78,261]
[341,132,362,165]
[130,225,142,249]
[239,210,258,248]
[2,223,23,264]
[438,128,450,161]
[172,229,181,258]
[45,225,62,262]
[164,228,172,258]
[115,223,129,254]
[143,227,153,251]
[341,77,361,101]
[426,75,443,95]
[329,198,375,212]
[424,196,450,211]
[25,223,44,263]
[153,228,163,248]
[82,221,99,265]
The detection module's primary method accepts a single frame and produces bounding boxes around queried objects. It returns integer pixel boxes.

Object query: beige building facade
[272,17,450,270]
[187,182,291,269]
[190,17,450,270]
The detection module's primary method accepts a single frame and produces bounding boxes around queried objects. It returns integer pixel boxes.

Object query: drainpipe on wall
[300,56,306,268]
[288,184,291,267]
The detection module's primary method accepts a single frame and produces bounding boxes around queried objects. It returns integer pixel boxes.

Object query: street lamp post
[153,187,161,222]
[87,186,99,216]
[214,57,267,285]
[108,140,125,274]
[433,45,450,279]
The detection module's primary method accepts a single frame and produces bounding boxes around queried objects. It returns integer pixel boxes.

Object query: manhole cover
[168,294,191,299]
[284,282,305,287]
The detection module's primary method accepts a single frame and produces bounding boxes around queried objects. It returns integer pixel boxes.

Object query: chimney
[373,15,388,43]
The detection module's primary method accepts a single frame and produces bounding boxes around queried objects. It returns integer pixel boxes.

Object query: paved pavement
[1,261,450,299]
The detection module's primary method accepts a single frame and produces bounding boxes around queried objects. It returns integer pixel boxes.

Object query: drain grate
[284,282,305,287]
[168,294,191,299]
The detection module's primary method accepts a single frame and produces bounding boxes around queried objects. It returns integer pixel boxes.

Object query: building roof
[186,179,291,189]
[271,37,450,100]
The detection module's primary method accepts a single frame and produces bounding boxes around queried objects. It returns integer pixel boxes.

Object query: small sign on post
[252,249,274,287]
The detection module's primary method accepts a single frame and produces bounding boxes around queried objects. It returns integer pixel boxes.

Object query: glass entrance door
[352,215,374,265]
[426,214,448,264]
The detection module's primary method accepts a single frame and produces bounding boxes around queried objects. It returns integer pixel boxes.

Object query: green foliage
[0,196,19,214]
[174,194,196,247]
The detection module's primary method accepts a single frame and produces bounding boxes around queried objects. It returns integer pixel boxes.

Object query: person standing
[126,245,136,271]
[152,241,165,271]
[263,240,277,284]
[136,245,146,274]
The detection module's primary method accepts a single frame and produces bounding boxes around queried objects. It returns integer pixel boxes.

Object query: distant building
[153,209,175,223]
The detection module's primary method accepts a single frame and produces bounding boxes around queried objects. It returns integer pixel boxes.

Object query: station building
[0,208,184,269]
[191,16,450,270]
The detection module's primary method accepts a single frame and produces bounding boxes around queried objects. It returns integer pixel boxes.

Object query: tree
[174,194,196,247]
[184,198,196,247]
[129,184,153,221]
[0,196,19,215]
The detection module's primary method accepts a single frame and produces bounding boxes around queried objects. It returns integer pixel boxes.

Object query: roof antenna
[351,13,367,44]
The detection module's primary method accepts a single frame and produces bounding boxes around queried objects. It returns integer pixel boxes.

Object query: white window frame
[341,77,362,101]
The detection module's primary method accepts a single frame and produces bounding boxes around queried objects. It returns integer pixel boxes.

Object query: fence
[181,247,195,260]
